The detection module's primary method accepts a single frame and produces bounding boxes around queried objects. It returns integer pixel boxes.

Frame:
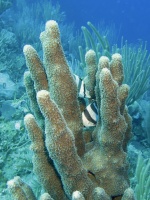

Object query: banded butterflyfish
[73,74,99,127]
[73,74,91,98]
[82,101,98,127]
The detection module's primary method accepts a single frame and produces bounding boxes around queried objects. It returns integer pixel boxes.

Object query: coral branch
[8,20,135,200]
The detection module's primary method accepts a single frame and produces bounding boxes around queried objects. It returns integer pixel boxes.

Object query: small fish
[73,74,91,98]
[82,101,98,127]
[73,74,98,127]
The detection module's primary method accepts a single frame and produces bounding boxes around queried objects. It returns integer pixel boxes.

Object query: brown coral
[8,20,135,200]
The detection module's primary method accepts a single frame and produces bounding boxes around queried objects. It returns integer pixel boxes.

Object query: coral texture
[8,20,135,200]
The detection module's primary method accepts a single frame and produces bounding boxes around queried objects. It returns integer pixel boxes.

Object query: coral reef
[79,22,150,106]
[8,20,135,200]
[0,0,78,86]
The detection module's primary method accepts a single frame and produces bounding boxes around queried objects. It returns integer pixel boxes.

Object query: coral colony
[7,20,135,200]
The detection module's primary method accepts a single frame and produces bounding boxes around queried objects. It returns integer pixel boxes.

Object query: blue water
[3,0,150,49]
[58,0,150,49]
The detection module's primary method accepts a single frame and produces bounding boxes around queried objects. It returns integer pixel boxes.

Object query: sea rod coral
[7,20,135,200]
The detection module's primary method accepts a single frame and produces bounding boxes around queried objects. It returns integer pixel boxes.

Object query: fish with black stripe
[73,74,99,127]
[82,101,98,127]
[73,74,91,98]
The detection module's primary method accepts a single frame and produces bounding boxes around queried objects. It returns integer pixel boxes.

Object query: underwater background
[0,0,150,199]
[59,0,150,50]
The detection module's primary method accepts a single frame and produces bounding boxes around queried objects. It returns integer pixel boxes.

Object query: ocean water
[0,0,150,200]
[58,0,150,49]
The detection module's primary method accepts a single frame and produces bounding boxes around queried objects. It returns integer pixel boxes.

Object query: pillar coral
[8,20,134,200]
